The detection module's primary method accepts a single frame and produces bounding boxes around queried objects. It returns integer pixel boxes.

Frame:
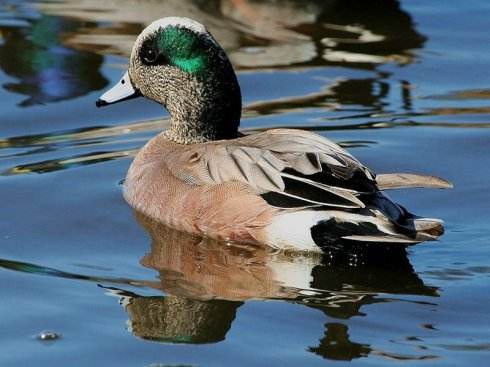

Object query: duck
[96,17,452,252]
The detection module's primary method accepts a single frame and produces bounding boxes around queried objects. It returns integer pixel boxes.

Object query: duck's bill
[96,71,141,107]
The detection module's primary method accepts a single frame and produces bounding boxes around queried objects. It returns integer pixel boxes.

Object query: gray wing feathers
[169,128,454,236]
[190,129,374,208]
[280,152,322,174]
[243,129,375,180]
[376,173,453,190]
[204,145,286,192]
[181,130,452,211]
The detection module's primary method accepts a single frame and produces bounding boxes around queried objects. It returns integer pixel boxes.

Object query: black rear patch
[311,218,380,246]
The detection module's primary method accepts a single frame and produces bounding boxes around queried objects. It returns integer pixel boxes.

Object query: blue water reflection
[0,13,107,106]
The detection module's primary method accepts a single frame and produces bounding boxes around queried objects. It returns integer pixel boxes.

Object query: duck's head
[96,17,241,143]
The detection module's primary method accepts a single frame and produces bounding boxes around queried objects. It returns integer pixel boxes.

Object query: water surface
[1,1,489,366]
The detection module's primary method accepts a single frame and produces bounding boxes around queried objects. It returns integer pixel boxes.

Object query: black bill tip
[95,99,108,108]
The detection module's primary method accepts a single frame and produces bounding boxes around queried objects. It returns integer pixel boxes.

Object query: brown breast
[123,133,277,242]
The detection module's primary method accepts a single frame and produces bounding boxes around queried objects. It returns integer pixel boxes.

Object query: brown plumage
[124,134,277,243]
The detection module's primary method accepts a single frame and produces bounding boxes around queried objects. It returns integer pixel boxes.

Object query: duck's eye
[141,46,159,65]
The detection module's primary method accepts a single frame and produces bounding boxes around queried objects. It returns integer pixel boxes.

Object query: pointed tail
[376,173,453,190]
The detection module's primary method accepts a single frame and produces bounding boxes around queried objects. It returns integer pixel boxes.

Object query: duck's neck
[164,64,242,144]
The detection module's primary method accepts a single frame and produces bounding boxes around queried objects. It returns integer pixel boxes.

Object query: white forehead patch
[131,17,221,59]
[142,17,208,38]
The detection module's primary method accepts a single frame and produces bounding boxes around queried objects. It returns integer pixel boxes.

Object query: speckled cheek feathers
[127,22,242,144]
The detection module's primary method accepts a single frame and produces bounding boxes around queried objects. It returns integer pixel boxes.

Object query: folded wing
[169,129,377,209]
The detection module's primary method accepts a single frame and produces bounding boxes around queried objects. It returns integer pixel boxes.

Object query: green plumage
[156,26,206,74]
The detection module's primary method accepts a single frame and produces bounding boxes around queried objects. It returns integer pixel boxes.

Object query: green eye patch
[154,26,207,74]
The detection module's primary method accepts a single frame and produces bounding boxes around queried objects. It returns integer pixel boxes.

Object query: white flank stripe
[264,211,331,252]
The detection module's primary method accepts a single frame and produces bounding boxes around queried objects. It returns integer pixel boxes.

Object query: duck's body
[124,128,448,251]
[97,17,451,252]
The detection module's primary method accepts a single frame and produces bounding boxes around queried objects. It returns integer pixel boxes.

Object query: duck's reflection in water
[123,296,239,344]
[117,212,437,359]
